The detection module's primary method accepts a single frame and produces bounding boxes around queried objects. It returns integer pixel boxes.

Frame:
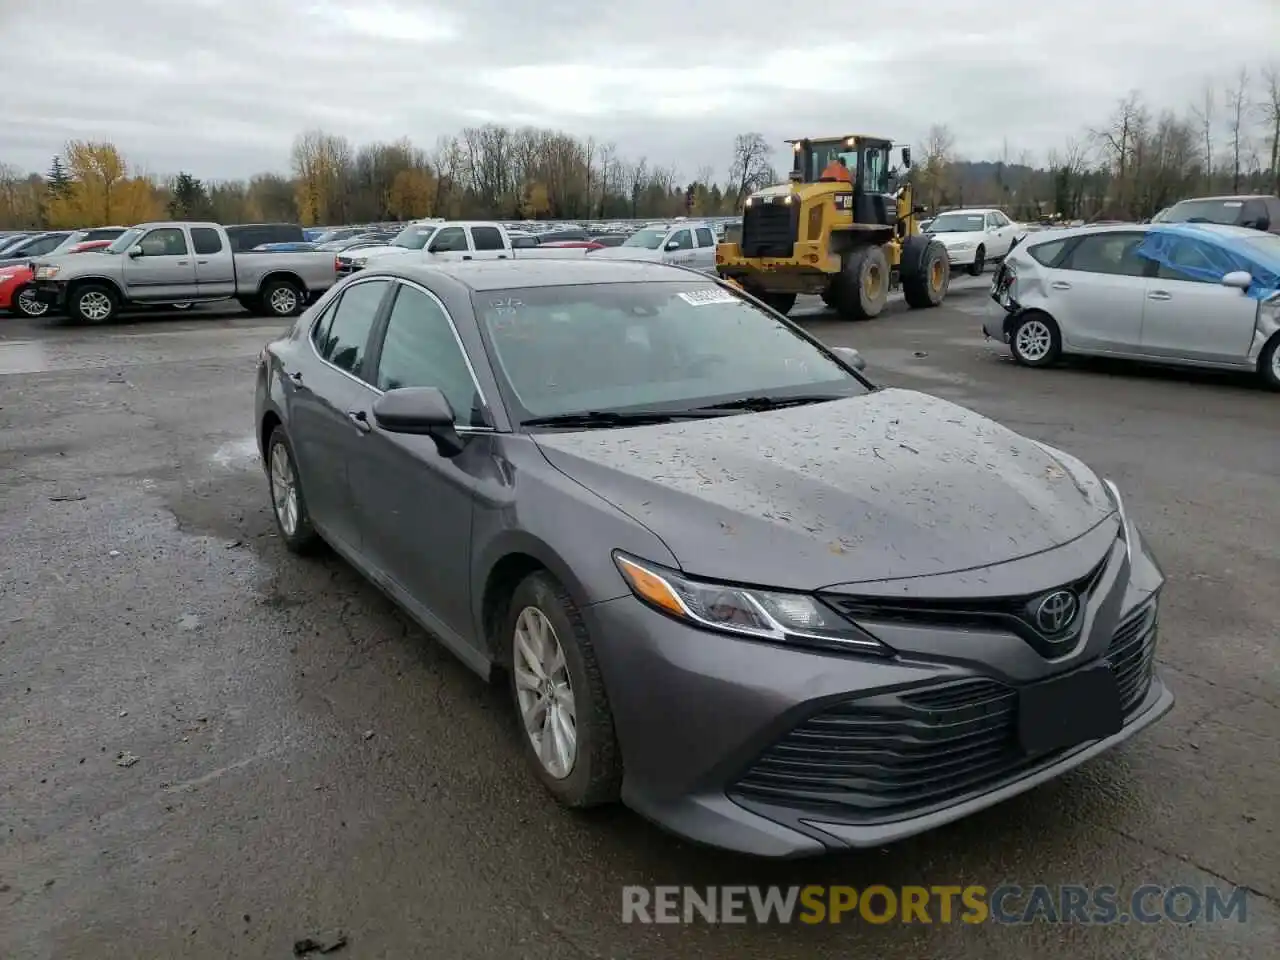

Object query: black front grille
[730,604,1158,822]
[741,202,797,258]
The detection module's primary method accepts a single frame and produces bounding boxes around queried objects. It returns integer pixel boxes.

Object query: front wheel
[834,244,890,321]
[1009,311,1062,367]
[69,283,118,325]
[757,291,797,315]
[1258,335,1280,391]
[507,571,621,808]
[967,245,986,276]
[12,285,50,318]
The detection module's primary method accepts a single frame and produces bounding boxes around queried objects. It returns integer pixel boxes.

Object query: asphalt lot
[1,278,1277,959]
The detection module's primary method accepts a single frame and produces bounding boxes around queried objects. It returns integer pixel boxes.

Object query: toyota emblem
[1034,590,1078,634]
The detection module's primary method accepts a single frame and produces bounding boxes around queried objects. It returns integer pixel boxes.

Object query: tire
[260,278,303,318]
[820,287,838,309]
[900,236,950,309]
[967,245,986,276]
[834,244,891,321]
[168,302,194,311]
[1009,311,1062,367]
[506,570,621,808]
[265,426,322,554]
[12,285,50,318]
[68,283,118,325]
[1259,335,1280,391]
[757,291,797,315]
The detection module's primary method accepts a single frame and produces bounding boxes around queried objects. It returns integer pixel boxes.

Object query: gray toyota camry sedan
[254,259,1173,857]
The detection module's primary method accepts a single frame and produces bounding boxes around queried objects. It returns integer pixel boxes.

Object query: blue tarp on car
[1135,224,1280,301]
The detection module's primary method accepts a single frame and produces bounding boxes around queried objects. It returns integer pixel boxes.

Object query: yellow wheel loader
[716,135,949,320]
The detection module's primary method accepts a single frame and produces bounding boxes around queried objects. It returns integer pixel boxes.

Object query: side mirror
[372,387,465,457]
[665,240,680,251]
[1221,270,1252,291]
[128,246,143,258]
[1253,217,1271,232]
[831,345,867,371]
[901,146,912,168]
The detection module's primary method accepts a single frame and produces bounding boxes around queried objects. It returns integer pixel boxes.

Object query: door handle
[462,255,473,260]
[1050,281,1071,290]
[197,259,209,265]
[1147,291,1172,301]
[177,260,189,265]
[347,410,372,433]
[497,254,508,259]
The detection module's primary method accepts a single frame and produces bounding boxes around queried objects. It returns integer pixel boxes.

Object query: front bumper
[715,241,841,295]
[586,526,1172,857]
[32,279,68,307]
[940,245,978,266]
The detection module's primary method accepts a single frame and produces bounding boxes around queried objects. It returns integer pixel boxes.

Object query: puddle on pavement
[0,341,50,375]
[211,437,260,469]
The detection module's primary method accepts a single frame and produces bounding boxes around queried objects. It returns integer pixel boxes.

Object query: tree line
[1,62,1277,231]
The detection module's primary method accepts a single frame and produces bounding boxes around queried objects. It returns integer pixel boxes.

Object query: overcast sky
[1,0,1277,183]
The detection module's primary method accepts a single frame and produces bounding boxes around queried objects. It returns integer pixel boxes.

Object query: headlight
[613,553,890,655]
[352,257,367,266]
[0,270,15,280]
[35,265,59,279]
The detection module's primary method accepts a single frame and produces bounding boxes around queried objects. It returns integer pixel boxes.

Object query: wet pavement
[1,287,1277,959]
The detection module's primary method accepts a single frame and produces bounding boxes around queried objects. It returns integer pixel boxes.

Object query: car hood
[586,246,663,260]
[930,231,986,245]
[348,246,412,260]
[532,388,1114,589]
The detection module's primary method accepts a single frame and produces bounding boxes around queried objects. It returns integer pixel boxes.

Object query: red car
[0,240,112,317]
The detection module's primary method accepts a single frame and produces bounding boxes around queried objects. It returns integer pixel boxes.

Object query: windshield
[391,225,438,250]
[622,229,666,250]
[1157,199,1246,226]
[104,228,143,254]
[927,213,986,233]
[474,281,866,422]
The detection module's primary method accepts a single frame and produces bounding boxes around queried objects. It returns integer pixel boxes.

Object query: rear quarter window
[1027,238,1068,267]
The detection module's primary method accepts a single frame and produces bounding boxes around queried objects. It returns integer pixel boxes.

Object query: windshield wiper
[521,409,727,428]
[696,394,849,412]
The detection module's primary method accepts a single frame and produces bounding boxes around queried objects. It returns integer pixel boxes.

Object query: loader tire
[834,244,890,321]
[901,236,950,310]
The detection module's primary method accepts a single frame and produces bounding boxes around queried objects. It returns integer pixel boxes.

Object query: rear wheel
[967,245,986,276]
[1009,311,1061,367]
[12,285,49,318]
[834,244,890,321]
[900,236,949,309]
[266,426,322,554]
[261,279,303,318]
[756,291,797,315]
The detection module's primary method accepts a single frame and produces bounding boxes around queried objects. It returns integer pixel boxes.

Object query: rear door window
[315,279,391,377]
[1060,232,1148,277]
[695,227,715,247]
[470,226,505,251]
[191,228,223,255]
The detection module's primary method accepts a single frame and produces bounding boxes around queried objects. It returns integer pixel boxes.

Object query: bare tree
[626,158,647,218]
[728,133,774,207]
[1263,65,1280,194]
[1093,91,1149,216]
[1225,67,1251,192]
[1189,81,1216,191]
[916,124,957,211]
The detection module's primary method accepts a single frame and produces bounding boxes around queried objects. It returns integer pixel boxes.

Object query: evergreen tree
[46,156,72,197]
[167,172,210,219]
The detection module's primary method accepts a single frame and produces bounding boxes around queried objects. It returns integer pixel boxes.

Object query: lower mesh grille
[730,604,1158,822]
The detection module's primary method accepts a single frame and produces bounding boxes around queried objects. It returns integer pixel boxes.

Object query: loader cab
[790,136,897,227]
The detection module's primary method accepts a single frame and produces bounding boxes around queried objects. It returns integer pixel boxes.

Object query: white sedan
[926,209,1025,276]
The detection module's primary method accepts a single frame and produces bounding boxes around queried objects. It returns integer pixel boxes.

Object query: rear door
[285,278,394,552]
[120,227,197,301]
[468,225,509,261]
[1044,231,1150,352]
[1139,234,1259,362]
[693,226,717,272]
[426,226,471,262]
[191,226,236,297]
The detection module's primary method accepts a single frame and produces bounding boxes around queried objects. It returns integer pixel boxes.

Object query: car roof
[380,258,698,291]
[1023,221,1265,246]
[1172,194,1271,202]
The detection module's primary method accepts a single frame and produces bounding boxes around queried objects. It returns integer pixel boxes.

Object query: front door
[346,280,486,645]
[662,228,696,268]
[1140,235,1260,362]
[1046,231,1150,352]
[286,277,393,552]
[121,227,196,301]
[426,225,471,262]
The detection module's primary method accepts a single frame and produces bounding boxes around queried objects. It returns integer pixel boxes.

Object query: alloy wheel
[513,605,577,779]
[269,441,299,537]
[79,291,112,322]
[1015,319,1053,362]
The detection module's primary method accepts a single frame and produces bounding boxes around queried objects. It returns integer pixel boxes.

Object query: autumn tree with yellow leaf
[42,141,163,228]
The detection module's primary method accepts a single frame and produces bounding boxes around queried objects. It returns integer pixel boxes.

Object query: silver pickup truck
[31,221,337,324]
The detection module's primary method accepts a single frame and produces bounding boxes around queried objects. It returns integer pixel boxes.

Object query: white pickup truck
[31,221,338,323]
[587,221,720,273]
[335,221,589,276]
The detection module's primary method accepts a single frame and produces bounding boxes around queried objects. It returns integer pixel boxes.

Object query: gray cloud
[1,0,1276,182]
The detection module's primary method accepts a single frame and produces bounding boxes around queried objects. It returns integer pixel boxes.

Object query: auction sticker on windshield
[678,289,739,307]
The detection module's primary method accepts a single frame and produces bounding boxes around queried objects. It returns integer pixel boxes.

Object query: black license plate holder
[1017,664,1123,755]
